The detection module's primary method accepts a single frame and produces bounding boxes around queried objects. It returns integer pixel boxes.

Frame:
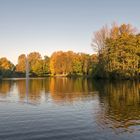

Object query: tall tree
[92,23,140,79]
[28,52,42,75]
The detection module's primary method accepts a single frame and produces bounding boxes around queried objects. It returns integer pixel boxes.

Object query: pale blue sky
[0,0,140,64]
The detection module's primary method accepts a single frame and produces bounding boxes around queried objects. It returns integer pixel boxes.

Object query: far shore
[0,74,139,81]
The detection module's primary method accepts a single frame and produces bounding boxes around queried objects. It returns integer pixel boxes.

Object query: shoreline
[0,75,139,81]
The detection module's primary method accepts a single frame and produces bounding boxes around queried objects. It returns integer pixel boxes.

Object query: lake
[0,78,140,140]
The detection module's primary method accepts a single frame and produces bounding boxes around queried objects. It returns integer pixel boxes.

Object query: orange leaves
[0,57,13,70]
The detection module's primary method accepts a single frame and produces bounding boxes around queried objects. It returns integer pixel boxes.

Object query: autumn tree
[50,51,70,75]
[16,54,26,73]
[28,52,42,75]
[92,23,140,79]
[0,57,14,77]
[50,51,95,76]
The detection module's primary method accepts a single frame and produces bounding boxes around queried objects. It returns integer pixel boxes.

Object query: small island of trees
[0,23,140,79]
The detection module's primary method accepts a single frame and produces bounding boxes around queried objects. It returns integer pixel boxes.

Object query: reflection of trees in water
[28,79,43,103]
[0,80,13,97]
[1,79,140,133]
[95,80,140,133]
[0,78,97,104]
[50,78,95,103]
[16,80,26,100]
[15,78,96,103]
[16,79,49,104]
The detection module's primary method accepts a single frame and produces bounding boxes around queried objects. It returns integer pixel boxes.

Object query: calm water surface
[0,78,140,140]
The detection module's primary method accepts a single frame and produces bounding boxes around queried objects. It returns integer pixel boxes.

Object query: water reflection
[96,80,140,133]
[0,80,13,97]
[16,79,50,104]
[0,78,140,134]
[49,78,95,103]
[7,78,95,104]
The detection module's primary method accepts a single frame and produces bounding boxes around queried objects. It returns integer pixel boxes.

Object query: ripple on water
[0,79,140,140]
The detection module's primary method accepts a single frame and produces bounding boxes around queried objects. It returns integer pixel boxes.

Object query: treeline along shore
[0,51,97,78]
[0,23,140,80]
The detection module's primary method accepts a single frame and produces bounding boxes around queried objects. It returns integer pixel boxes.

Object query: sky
[0,0,140,64]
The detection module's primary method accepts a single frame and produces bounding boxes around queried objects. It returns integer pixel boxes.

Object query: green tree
[92,23,140,79]
[43,56,50,75]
